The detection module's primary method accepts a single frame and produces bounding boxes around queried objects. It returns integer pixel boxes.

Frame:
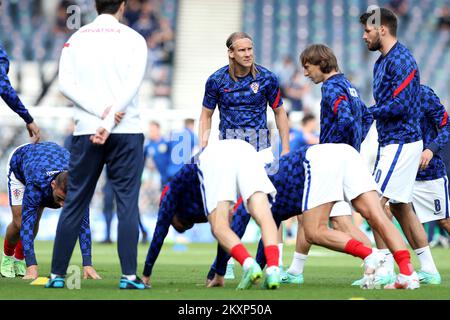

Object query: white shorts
[6,144,30,206]
[302,144,379,212]
[257,147,275,165]
[412,177,449,223]
[330,201,352,217]
[372,140,422,203]
[198,139,276,215]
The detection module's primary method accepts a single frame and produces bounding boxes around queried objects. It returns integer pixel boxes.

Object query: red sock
[393,250,413,276]
[230,243,251,266]
[344,239,372,260]
[264,245,279,268]
[3,239,16,257]
[14,240,24,260]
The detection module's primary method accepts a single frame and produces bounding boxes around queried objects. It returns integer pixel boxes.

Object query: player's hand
[206,274,224,288]
[23,265,39,280]
[114,112,125,125]
[101,106,112,120]
[419,149,434,171]
[83,266,102,279]
[90,127,110,145]
[142,275,152,288]
[26,122,41,143]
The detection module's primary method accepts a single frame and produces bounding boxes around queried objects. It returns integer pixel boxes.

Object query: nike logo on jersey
[46,170,63,177]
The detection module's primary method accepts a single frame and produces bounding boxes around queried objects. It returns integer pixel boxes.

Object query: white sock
[227,258,234,266]
[287,252,308,275]
[50,273,62,280]
[266,266,279,275]
[380,249,394,274]
[122,274,136,281]
[414,246,438,274]
[242,257,255,271]
[278,243,284,267]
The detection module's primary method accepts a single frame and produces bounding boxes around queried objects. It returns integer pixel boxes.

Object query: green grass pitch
[1,238,450,300]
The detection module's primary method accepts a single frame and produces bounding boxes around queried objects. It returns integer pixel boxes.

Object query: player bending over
[1,142,100,280]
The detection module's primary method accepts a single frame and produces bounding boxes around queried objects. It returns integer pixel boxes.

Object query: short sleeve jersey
[202,65,283,151]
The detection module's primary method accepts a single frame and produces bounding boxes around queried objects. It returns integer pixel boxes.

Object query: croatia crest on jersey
[250,82,259,94]
[13,189,21,200]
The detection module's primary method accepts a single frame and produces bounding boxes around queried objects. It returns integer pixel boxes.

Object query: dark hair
[184,118,195,126]
[95,0,126,15]
[301,113,316,126]
[359,7,398,37]
[54,171,69,194]
[300,44,339,74]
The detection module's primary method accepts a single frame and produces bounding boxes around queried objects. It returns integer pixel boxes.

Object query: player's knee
[304,227,320,245]
[211,223,230,239]
[12,218,22,231]
[331,216,351,234]
[366,212,384,231]
[330,218,339,230]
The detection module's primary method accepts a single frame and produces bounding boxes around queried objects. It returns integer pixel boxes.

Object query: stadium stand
[243,0,450,108]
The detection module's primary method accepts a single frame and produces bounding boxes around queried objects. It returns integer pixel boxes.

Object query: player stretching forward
[198,139,280,289]
[279,44,374,285]
[143,139,281,290]
[207,143,419,289]
[360,7,437,285]
[141,162,250,288]
[0,142,100,280]
[144,142,419,289]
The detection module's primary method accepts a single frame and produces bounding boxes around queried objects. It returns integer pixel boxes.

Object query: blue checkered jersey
[9,142,91,266]
[371,42,422,146]
[209,147,308,276]
[143,163,204,277]
[416,85,450,181]
[144,138,175,186]
[320,74,373,151]
[202,65,283,151]
[142,161,253,277]
[0,46,34,124]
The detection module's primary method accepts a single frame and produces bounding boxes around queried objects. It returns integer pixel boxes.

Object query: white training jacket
[58,14,148,135]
